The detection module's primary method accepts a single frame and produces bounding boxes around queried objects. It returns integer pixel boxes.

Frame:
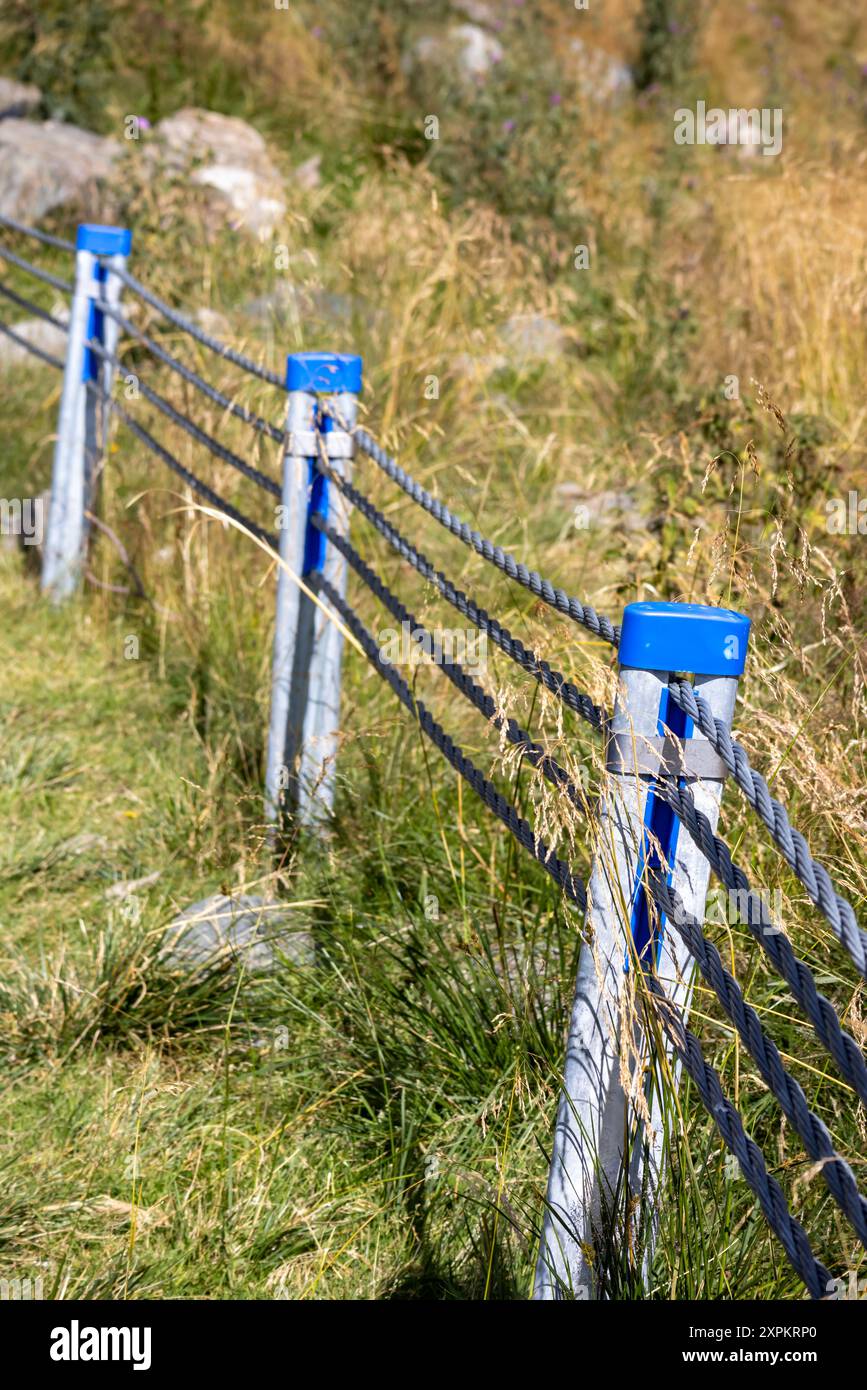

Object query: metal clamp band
[606,732,727,780]
[288,429,354,459]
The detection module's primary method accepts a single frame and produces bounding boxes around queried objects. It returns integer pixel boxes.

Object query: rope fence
[5,214,864,1303]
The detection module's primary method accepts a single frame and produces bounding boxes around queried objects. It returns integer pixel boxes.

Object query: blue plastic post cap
[619,602,750,677]
[286,352,362,393]
[76,224,132,256]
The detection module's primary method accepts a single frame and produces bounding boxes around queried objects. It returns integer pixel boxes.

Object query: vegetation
[0,0,864,1299]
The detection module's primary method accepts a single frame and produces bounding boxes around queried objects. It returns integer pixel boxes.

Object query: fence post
[41,223,131,600]
[534,601,750,1299]
[264,351,362,832]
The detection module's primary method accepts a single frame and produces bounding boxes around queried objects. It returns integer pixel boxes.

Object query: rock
[151,108,286,239]
[498,313,569,362]
[567,39,633,103]
[409,24,504,83]
[293,154,321,191]
[0,303,69,369]
[0,120,119,223]
[0,76,41,119]
[160,893,314,975]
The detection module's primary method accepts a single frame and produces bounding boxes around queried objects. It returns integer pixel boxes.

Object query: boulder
[160,893,314,975]
[151,108,286,239]
[0,76,41,119]
[0,119,120,223]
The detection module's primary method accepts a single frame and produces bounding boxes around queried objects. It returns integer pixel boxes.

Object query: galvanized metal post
[41,223,131,600]
[534,602,750,1300]
[264,351,362,832]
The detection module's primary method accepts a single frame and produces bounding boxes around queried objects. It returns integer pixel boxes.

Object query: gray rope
[86,339,281,500]
[312,514,588,817]
[93,298,286,444]
[85,378,277,549]
[104,263,284,389]
[648,872,867,1252]
[321,405,621,646]
[668,679,867,980]
[654,778,867,1107]
[0,243,72,294]
[0,317,64,370]
[0,213,75,253]
[315,571,587,911]
[643,970,831,1300]
[313,458,607,733]
[0,280,68,331]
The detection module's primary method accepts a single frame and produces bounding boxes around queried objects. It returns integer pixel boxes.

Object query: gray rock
[0,304,69,368]
[567,39,633,103]
[0,77,41,119]
[0,119,119,223]
[151,108,286,239]
[160,893,314,975]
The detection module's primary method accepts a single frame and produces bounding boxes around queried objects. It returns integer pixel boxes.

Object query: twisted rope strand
[93,298,286,444]
[654,777,867,1106]
[312,514,588,816]
[314,572,587,911]
[312,457,607,732]
[321,404,621,646]
[649,873,867,1251]
[643,971,832,1300]
[0,317,64,370]
[668,679,867,980]
[0,243,72,294]
[104,263,284,388]
[0,213,75,252]
[87,339,281,499]
[0,280,69,330]
[85,379,277,548]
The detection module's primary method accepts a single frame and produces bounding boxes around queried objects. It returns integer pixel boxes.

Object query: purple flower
[138,116,151,130]
[549,91,562,107]
[311,25,323,39]
[771,14,782,27]
[502,118,516,133]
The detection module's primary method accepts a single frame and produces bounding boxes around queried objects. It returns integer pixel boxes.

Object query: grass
[0,0,865,1300]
